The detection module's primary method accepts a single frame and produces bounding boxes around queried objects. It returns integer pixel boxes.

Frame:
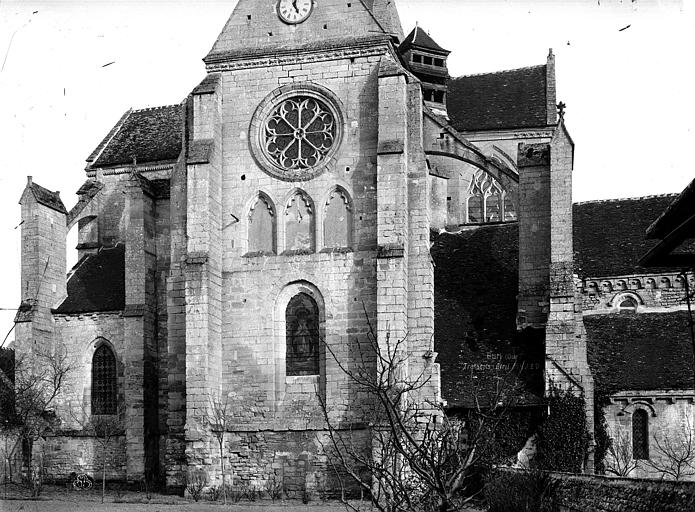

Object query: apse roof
[447,65,548,132]
[53,245,125,315]
[585,312,695,394]
[432,224,544,409]
[87,105,183,169]
[573,195,680,278]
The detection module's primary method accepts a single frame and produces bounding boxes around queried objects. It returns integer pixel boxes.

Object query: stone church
[13,0,594,491]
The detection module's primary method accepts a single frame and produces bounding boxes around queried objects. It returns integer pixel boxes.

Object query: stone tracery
[466,170,516,223]
[264,96,337,171]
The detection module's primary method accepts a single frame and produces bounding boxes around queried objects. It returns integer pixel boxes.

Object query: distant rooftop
[573,194,680,278]
[447,65,549,132]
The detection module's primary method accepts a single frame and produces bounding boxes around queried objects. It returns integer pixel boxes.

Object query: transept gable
[205,0,398,64]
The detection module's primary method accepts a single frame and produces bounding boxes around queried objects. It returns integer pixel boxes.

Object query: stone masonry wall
[547,472,695,512]
[580,272,693,313]
[604,397,695,481]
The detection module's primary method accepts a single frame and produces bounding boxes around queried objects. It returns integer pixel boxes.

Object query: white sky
[0,0,693,339]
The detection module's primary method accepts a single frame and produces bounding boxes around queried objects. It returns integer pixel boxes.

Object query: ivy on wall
[593,391,612,475]
[534,387,590,473]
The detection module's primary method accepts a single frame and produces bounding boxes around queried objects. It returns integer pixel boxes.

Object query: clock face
[277,0,313,24]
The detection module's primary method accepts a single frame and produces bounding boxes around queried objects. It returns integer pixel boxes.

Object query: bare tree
[195,392,234,504]
[604,426,638,477]
[317,316,525,512]
[0,343,74,494]
[70,401,124,503]
[646,418,695,481]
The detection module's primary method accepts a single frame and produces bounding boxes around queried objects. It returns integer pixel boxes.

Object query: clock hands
[292,0,299,14]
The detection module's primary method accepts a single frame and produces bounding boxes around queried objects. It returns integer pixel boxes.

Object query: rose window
[251,85,344,182]
[264,96,336,171]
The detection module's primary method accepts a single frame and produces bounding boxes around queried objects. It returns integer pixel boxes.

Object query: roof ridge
[453,64,545,79]
[131,104,181,114]
[574,193,680,206]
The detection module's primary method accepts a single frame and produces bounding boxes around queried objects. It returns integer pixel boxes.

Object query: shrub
[185,469,207,502]
[484,469,557,512]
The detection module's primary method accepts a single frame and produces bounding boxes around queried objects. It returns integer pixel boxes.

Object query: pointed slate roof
[22,179,67,214]
[205,0,395,63]
[400,26,449,55]
[87,105,183,169]
[447,65,549,132]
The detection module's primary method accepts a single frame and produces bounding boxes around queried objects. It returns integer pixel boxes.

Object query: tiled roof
[585,312,695,394]
[447,66,548,132]
[26,182,67,214]
[432,224,544,409]
[647,178,695,239]
[53,245,125,314]
[573,195,680,278]
[88,105,183,169]
[399,26,449,54]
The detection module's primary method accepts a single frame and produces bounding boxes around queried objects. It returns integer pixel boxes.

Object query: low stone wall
[549,473,695,512]
[38,434,127,483]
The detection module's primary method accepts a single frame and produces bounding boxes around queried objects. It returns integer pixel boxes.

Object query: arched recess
[611,292,643,313]
[284,190,315,253]
[247,193,276,255]
[323,187,353,250]
[91,338,118,415]
[274,281,326,407]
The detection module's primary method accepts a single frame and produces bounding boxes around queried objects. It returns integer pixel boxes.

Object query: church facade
[14,0,593,491]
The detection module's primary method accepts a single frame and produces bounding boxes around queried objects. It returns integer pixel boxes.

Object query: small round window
[250,84,344,182]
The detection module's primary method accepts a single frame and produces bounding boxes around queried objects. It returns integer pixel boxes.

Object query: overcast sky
[0,0,693,340]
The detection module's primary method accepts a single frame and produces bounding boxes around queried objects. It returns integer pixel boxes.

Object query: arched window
[503,195,517,221]
[285,192,314,252]
[248,194,276,254]
[485,194,501,222]
[632,409,649,460]
[286,293,320,376]
[468,196,483,223]
[92,344,117,415]
[324,188,352,249]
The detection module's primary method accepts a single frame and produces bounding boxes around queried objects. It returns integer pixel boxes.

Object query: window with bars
[92,344,117,415]
[632,409,650,459]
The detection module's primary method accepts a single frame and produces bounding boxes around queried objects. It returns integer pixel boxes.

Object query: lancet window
[286,293,320,376]
[632,409,650,460]
[92,344,117,415]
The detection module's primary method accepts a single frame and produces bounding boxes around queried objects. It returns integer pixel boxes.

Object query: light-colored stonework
[13,0,595,492]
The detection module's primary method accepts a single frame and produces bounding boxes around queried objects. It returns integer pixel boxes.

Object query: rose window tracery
[250,84,344,182]
[265,97,336,171]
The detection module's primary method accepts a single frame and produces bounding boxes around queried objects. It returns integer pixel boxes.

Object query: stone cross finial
[557,101,566,119]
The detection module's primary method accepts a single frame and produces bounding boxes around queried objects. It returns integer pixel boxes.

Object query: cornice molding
[205,43,390,73]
